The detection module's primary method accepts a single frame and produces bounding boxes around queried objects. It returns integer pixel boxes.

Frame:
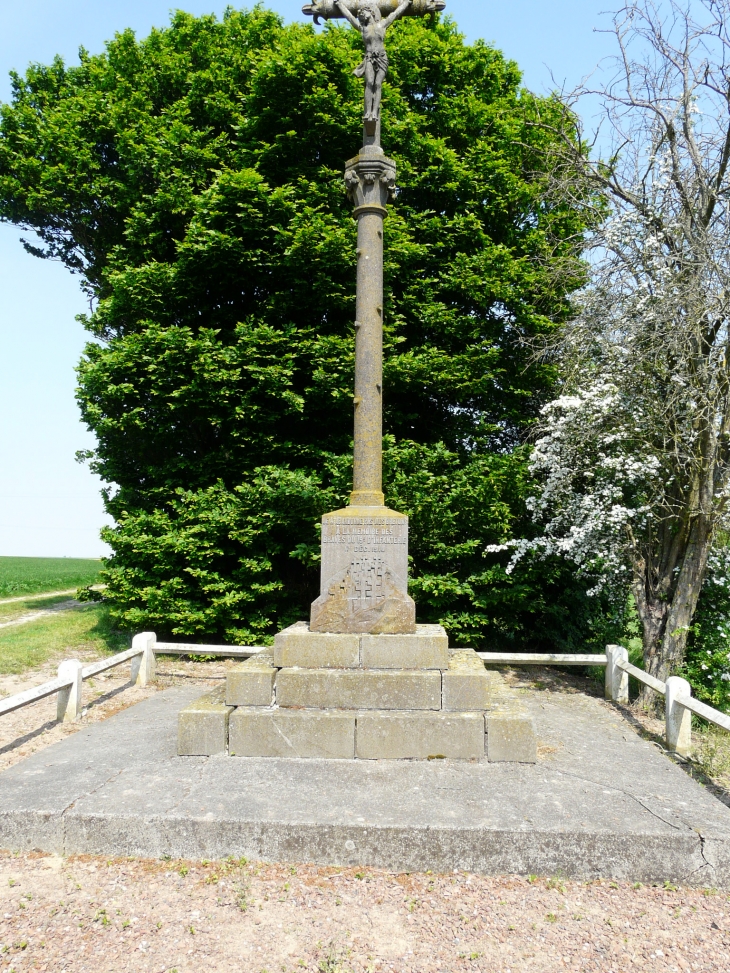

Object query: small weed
[527,875,538,884]
[178,866,189,878]
[664,881,679,892]
[469,952,481,960]
[189,926,195,935]
[704,887,718,896]
[290,866,297,875]
[8,879,16,888]
[355,872,366,880]
[121,920,130,929]
[93,909,109,926]
[633,882,643,889]
[335,898,342,906]
[546,913,557,923]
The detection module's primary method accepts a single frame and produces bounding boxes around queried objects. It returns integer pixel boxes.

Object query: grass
[0,557,102,598]
[0,604,130,675]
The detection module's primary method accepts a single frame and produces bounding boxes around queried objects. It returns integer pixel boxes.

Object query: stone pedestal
[309,506,416,634]
[178,625,537,763]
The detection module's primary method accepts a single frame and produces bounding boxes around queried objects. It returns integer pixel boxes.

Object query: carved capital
[344,153,397,212]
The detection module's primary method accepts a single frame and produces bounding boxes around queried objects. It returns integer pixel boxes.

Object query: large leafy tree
[0,5,595,645]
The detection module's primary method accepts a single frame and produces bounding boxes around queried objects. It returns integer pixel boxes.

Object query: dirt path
[0,589,78,605]
[0,854,728,972]
[0,599,84,631]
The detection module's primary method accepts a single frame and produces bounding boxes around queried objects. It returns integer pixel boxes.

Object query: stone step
[230,709,355,759]
[273,621,449,670]
[178,685,233,756]
[226,650,276,707]
[229,707,484,760]
[225,647,519,717]
[276,667,442,711]
[356,711,484,760]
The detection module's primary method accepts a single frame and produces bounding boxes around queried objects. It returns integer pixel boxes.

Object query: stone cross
[303,0,446,634]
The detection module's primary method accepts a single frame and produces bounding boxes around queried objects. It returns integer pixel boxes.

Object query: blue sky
[0,0,613,557]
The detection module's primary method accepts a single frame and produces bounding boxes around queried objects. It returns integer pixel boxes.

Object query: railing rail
[615,657,667,696]
[0,674,74,718]
[153,642,264,658]
[477,652,607,666]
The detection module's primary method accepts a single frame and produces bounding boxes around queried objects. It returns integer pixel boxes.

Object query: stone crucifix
[303,0,446,634]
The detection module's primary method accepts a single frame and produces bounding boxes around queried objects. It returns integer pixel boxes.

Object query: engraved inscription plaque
[310,507,416,634]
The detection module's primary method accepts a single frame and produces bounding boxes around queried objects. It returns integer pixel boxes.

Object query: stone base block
[229,709,355,759]
[226,651,276,707]
[487,711,537,763]
[274,623,359,669]
[276,668,441,711]
[361,625,448,670]
[443,649,496,711]
[273,622,449,670]
[178,686,233,756]
[356,711,485,760]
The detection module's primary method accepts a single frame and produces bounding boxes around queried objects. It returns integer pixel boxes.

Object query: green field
[0,557,102,598]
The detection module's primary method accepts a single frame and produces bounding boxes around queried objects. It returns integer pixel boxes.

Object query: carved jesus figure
[335,0,412,131]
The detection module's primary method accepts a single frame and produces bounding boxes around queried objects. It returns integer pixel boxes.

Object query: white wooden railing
[2,637,728,758]
[0,632,264,723]
[477,646,730,757]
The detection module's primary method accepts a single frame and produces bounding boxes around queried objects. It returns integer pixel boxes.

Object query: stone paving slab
[1,686,730,885]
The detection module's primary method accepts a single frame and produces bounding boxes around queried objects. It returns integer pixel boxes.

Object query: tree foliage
[0,5,595,646]
[504,0,730,683]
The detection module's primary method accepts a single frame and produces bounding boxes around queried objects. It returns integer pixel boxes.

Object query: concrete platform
[2,687,730,885]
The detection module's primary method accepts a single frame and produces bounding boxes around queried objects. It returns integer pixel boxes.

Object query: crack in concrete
[58,766,126,855]
[553,768,688,833]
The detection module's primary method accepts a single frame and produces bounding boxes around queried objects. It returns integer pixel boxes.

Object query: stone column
[347,145,395,506]
[309,145,416,635]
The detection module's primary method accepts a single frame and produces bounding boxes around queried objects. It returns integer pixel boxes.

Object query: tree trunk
[634,512,712,705]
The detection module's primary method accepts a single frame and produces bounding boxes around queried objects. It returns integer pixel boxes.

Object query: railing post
[56,660,83,722]
[605,644,629,704]
[665,676,693,756]
[131,632,157,687]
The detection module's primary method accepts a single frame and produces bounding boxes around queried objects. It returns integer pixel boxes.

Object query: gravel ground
[1,854,729,972]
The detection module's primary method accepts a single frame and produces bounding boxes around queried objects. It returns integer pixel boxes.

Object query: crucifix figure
[335,0,412,135]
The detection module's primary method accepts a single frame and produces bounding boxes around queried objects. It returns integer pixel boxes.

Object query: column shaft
[351,208,385,506]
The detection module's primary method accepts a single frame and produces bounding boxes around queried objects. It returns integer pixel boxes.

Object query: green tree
[0,5,597,646]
